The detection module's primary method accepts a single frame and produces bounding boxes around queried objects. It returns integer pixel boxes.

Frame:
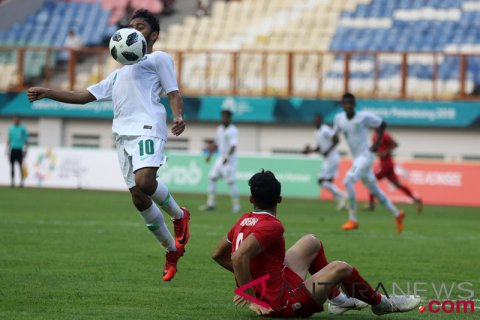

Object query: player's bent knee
[302,234,321,251]
[130,188,151,211]
[135,177,156,195]
[330,261,353,277]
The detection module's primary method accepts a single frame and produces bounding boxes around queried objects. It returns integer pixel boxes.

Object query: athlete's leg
[201,159,222,210]
[226,159,240,213]
[362,170,399,217]
[388,173,415,201]
[321,178,348,208]
[362,170,406,233]
[120,136,187,281]
[320,155,347,209]
[388,171,423,213]
[367,162,387,211]
[343,156,366,224]
[284,235,341,299]
[130,185,176,251]
[9,151,15,187]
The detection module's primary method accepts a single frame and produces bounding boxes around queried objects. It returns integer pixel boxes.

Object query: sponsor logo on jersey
[240,217,258,227]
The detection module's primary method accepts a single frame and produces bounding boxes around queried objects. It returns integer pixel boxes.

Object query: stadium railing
[1,46,480,100]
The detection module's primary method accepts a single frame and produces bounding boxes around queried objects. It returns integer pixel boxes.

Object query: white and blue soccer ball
[109,28,147,65]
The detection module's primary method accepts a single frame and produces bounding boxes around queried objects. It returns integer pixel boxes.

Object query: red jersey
[372,131,395,161]
[227,211,285,308]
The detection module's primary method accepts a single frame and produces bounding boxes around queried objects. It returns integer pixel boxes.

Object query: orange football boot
[341,219,359,231]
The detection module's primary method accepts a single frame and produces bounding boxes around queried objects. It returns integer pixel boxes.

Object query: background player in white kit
[332,93,405,233]
[200,110,241,213]
[304,114,347,210]
[27,10,190,282]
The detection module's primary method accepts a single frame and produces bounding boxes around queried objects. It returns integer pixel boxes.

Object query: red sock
[397,184,415,200]
[308,243,341,299]
[342,267,381,305]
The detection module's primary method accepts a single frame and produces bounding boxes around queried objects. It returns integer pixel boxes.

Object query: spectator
[60,29,83,63]
[7,116,29,188]
[196,0,211,17]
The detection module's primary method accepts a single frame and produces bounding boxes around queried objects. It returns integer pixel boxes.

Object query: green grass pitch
[0,187,478,319]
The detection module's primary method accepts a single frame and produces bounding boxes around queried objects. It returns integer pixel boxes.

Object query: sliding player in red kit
[366,131,423,213]
[212,170,420,317]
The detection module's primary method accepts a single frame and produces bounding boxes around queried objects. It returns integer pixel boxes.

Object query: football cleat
[395,211,405,234]
[163,247,185,282]
[341,219,359,231]
[372,295,421,315]
[328,298,369,315]
[173,207,190,250]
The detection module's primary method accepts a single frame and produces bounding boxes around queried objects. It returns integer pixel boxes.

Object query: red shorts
[374,158,399,184]
[269,267,324,318]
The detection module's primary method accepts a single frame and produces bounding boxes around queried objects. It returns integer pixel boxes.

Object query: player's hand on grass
[233,294,249,307]
[234,295,273,315]
[249,302,273,316]
[171,117,185,136]
[27,87,48,102]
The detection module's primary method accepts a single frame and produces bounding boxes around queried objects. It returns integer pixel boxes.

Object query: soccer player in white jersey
[27,10,190,281]
[305,114,347,210]
[332,93,405,232]
[200,110,241,213]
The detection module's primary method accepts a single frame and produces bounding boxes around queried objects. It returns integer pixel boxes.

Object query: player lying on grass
[212,170,420,317]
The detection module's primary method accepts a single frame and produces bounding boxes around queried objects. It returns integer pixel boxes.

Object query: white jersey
[334,110,382,159]
[215,124,238,159]
[315,124,338,158]
[87,51,179,140]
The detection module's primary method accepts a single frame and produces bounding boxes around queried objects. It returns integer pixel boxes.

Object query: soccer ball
[109,28,147,65]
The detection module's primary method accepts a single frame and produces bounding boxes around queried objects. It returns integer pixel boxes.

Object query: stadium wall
[0,93,479,161]
[1,144,479,207]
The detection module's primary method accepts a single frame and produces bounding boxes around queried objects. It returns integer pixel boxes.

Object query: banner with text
[1,145,479,206]
[0,145,321,198]
[320,159,480,207]
[2,93,480,128]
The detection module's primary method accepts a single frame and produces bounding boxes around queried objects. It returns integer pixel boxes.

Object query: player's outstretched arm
[167,90,185,136]
[211,237,233,272]
[27,87,96,104]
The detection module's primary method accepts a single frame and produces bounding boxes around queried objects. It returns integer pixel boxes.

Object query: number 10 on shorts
[138,139,154,156]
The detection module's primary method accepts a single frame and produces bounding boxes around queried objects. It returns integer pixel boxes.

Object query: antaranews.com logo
[235,277,478,314]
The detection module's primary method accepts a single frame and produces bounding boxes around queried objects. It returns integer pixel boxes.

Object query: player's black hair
[248,170,281,209]
[342,92,356,103]
[221,109,233,116]
[131,9,160,33]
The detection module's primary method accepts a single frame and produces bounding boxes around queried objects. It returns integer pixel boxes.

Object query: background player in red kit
[211,170,420,318]
[366,131,423,213]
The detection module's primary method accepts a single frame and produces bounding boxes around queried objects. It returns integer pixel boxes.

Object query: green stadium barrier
[160,152,322,198]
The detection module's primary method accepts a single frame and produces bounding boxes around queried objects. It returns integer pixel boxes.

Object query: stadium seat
[324,0,480,97]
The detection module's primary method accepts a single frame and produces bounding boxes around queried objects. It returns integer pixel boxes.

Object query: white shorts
[209,157,237,184]
[115,135,167,189]
[319,152,340,180]
[345,150,376,183]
